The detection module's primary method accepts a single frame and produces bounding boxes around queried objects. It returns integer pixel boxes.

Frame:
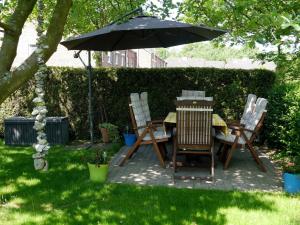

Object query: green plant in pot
[87,150,109,183]
[99,123,120,143]
[282,156,300,194]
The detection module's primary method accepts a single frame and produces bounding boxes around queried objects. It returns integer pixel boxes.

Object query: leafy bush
[99,123,120,143]
[0,67,275,141]
[265,80,300,157]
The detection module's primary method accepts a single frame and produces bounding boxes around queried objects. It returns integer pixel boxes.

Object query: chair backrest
[244,97,268,141]
[182,90,205,98]
[177,96,213,101]
[175,100,214,149]
[129,93,147,136]
[129,92,153,136]
[240,94,257,125]
[140,92,151,122]
[246,97,268,131]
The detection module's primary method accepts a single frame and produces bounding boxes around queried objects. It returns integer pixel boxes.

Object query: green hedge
[0,67,275,141]
[265,81,300,157]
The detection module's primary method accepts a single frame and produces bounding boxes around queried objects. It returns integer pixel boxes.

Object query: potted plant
[283,156,300,194]
[99,123,120,143]
[86,149,109,183]
[123,125,137,146]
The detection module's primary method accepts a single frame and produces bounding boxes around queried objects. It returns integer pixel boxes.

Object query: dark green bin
[4,117,69,146]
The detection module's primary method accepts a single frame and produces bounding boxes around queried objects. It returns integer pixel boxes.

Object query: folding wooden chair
[119,93,170,168]
[173,99,215,180]
[216,97,268,172]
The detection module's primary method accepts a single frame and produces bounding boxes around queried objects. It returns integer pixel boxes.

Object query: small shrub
[283,156,300,174]
[99,123,120,143]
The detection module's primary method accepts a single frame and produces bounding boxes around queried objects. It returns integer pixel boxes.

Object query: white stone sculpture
[32,0,50,171]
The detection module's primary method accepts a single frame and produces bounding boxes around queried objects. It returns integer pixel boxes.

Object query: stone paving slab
[108,143,282,192]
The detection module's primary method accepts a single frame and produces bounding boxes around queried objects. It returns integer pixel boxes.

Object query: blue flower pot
[283,172,300,194]
[123,133,136,146]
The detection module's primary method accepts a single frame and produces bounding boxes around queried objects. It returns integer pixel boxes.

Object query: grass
[0,140,299,225]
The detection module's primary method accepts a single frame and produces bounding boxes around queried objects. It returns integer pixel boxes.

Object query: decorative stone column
[32,0,50,171]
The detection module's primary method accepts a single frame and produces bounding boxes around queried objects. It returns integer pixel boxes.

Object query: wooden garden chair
[119,92,170,168]
[173,99,215,180]
[216,97,268,172]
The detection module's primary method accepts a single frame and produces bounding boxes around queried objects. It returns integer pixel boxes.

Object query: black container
[4,117,69,146]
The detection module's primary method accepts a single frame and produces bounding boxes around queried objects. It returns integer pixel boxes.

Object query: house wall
[5,23,92,68]
[101,50,137,68]
[134,49,153,68]
[0,22,166,69]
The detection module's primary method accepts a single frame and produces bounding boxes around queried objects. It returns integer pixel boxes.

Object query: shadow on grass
[0,142,280,225]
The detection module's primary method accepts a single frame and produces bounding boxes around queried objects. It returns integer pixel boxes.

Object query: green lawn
[0,140,299,225]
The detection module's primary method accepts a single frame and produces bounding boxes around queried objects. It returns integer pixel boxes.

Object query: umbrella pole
[87,51,94,144]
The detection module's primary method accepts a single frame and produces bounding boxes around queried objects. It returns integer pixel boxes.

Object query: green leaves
[168,42,257,60]
[63,0,146,37]
[181,0,300,68]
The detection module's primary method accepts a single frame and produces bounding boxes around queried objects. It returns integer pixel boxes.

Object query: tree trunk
[0,0,73,104]
[0,0,37,73]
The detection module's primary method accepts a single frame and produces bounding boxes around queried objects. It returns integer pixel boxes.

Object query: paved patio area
[108,142,282,191]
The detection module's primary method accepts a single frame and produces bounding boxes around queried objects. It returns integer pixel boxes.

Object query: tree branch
[0,21,16,34]
[0,0,37,74]
[0,0,73,104]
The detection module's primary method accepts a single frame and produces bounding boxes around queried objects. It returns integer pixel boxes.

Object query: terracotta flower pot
[100,127,110,143]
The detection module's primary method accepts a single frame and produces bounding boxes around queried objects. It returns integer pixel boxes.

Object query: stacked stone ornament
[32,0,50,171]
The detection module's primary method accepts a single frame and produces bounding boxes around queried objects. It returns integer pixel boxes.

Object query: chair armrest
[228,124,243,131]
[146,120,164,128]
[226,120,240,125]
[243,128,255,133]
[227,120,245,128]
[228,124,244,136]
[148,119,164,124]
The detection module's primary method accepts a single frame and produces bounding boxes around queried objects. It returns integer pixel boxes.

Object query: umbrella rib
[184,27,220,40]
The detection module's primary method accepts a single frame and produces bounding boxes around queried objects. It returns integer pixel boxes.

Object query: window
[115,51,119,65]
[107,52,112,64]
[121,52,125,66]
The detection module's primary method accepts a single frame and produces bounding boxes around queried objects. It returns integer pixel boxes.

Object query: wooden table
[164,112,228,135]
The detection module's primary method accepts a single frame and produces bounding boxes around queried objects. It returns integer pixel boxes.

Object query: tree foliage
[0,0,72,105]
[64,0,145,36]
[161,42,257,61]
[0,0,149,105]
[180,0,300,156]
[180,0,300,66]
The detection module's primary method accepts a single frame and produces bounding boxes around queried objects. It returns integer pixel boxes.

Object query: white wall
[5,23,95,68]
[134,49,153,68]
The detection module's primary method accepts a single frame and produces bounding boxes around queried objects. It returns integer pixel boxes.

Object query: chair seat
[138,126,171,141]
[215,132,246,145]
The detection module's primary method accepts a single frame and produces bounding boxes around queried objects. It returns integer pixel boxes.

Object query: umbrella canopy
[60,14,226,144]
[61,15,226,51]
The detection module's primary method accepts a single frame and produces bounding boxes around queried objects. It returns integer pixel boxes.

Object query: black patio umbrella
[60,11,226,144]
[61,15,226,51]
